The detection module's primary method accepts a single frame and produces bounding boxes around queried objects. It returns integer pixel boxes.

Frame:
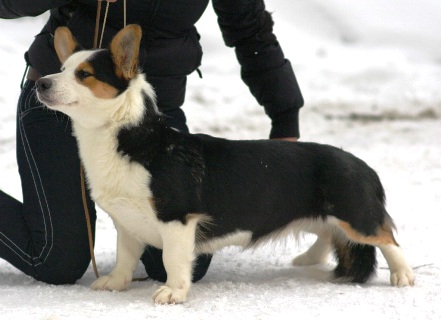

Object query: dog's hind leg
[378,244,415,287]
[152,214,202,304]
[292,231,332,266]
[91,224,145,291]
[329,217,414,286]
[331,236,377,283]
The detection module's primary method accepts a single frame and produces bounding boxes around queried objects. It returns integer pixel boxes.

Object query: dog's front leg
[91,224,144,291]
[152,220,197,304]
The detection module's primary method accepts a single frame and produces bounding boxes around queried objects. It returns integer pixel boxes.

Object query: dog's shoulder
[116,121,206,222]
[117,119,203,170]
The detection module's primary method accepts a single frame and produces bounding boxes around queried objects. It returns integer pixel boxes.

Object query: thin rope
[123,0,127,27]
[98,1,110,49]
[93,1,102,49]
[81,165,100,278]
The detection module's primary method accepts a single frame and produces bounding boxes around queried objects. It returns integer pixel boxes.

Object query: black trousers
[0,80,211,284]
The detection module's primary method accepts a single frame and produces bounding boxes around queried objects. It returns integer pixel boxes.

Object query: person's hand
[272,137,298,142]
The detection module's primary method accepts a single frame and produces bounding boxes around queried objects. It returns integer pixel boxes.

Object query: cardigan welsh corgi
[36,25,414,304]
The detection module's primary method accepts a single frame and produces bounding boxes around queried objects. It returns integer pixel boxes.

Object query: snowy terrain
[1,1,441,319]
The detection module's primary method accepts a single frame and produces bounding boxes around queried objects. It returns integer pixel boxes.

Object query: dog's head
[36,24,153,128]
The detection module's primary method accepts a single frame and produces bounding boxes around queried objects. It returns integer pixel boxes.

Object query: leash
[80,0,107,280]
[93,0,127,49]
[83,0,125,279]
[81,0,148,282]
[92,1,101,49]
[80,0,113,281]
[81,164,99,278]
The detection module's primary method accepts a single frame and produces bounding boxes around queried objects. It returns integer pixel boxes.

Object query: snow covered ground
[1,1,441,319]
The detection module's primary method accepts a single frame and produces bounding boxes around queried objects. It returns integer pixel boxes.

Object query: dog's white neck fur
[72,74,152,196]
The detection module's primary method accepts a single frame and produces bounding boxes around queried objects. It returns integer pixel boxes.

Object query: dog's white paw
[91,273,131,291]
[292,253,317,266]
[152,285,188,304]
[292,252,327,266]
[390,267,415,287]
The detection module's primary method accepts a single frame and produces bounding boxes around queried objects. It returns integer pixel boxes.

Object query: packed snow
[1,1,440,319]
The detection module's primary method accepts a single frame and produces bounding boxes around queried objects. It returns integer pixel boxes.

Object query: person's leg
[141,247,212,283]
[148,74,190,133]
[0,80,96,284]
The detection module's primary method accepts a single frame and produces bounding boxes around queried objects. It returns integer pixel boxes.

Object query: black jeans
[0,80,211,284]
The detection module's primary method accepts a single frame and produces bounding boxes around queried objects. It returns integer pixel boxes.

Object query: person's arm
[0,0,73,18]
[212,0,304,140]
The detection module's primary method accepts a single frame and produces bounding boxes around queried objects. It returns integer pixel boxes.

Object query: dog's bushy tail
[332,237,377,283]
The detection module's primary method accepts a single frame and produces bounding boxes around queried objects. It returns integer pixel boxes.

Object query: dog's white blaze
[40,50,156,129]
[40,51,101,122]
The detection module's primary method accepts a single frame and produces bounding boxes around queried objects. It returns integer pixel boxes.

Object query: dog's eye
[76,69,94,80]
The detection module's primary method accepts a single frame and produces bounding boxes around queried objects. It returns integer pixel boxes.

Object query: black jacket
[0,0,304,138]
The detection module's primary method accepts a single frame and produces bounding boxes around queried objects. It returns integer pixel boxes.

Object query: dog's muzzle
[35,77,57,106]
[36,78,53,94]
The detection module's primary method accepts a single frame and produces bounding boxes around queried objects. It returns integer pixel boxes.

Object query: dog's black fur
[116,91,391,282]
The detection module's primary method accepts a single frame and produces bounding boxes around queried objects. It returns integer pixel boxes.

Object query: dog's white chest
[95,165,162,247]
[75,125,162,248]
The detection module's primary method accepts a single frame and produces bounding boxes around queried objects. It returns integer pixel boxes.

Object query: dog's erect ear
[54,27,78,64]
[110,24,142,80]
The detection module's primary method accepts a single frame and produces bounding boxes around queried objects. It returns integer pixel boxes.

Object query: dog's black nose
[36,78,52,92]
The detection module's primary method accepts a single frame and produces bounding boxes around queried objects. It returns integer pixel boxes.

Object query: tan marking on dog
[75,61,119,99]
[110,25,142,80]
[337,220,398,246]
[54,27,78,64]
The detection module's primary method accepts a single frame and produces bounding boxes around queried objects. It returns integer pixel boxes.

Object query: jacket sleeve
[212,0,304,138]
[0,0,71,18]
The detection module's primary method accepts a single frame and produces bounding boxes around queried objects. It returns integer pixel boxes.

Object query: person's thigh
[0,80,96,284]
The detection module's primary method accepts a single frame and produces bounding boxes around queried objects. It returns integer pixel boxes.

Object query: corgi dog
[36,25,414,304]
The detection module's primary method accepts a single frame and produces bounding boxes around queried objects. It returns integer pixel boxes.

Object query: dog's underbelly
[196,230,253,254]
[195,217,331,254]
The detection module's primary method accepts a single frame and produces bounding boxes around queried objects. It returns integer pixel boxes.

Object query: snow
[1,1,441,319]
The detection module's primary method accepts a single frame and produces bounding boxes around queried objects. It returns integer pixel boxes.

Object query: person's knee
[141,246,212,283]
[32,245,91,285]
